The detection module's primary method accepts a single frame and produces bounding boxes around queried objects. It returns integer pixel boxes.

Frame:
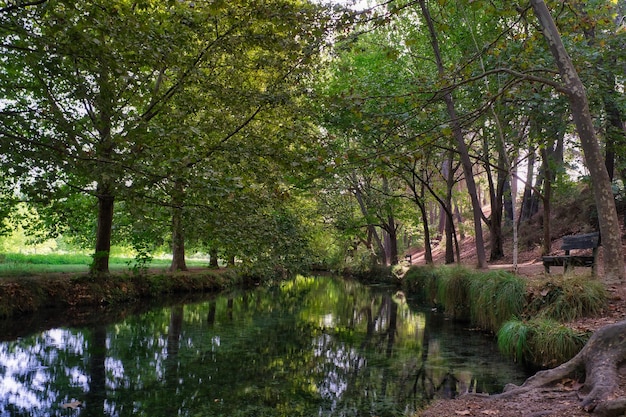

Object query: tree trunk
[419,175,434,264]
[531,0,624,283]
[541,147,553,256]
[169,179,188,272]
[519,143,537,222]
[444,154,456,264]
[169,205,188,272]
[419,0,487,268]
[498,320,626,416]
[92,184,114,275]
[209,247,219,268]
[353,185,386,265]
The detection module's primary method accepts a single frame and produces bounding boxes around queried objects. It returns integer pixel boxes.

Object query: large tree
[529,0,624,283]
[0,0,333,274]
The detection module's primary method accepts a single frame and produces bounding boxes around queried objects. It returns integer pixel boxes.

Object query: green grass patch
[468,269,526,332]
[436,266,471,319]
[0,253,207,276]
[402,266,525,332]
[402,265,439,303]
[527,274,608,322]
[498,318,589,367]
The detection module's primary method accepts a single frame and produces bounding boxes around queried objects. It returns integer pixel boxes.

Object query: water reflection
[0,276,529,417]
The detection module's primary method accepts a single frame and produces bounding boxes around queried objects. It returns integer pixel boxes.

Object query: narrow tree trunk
[444,152,455,264]
[519,144,537,222]
[92,184,114,275]
[541,147,553,256]
[169,179,188,272]
[531,0,624,282]
[209,247,219,268]
[419,0,487,268]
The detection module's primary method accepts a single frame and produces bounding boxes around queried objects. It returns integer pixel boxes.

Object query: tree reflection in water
[0,276,530,417]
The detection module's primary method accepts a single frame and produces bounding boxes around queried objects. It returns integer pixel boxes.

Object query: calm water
[0,276,529,417]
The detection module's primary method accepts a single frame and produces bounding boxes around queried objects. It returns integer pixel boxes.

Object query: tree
[529,0,624,283]
[417,0,487,268]
[1,0,221,273]
[1,0,334,274]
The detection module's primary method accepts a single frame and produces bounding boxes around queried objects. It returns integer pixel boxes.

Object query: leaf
[481,411,499,415]
[455,411,471,416]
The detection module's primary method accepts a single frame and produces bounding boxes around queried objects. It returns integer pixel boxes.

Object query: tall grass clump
[497,319,530,363]
[532,275,607,322]
[402,265,439,303]
[468,270,525,332]
[436,265,471,319]
[498,318,589,367]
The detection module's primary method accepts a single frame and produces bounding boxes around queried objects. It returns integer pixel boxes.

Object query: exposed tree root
[496,320,626,416]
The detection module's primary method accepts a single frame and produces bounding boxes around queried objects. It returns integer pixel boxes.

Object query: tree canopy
[1,0,624,282]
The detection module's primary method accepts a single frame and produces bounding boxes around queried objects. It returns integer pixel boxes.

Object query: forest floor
[411,234,626,417]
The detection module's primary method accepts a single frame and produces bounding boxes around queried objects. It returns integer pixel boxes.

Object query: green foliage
[498,318,589,367]
[436,266,471,319]
[467,270,526,332]
[497,319,530,363]
[528,275,608,322]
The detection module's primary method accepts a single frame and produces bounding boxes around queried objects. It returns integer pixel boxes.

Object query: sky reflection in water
[0,276,530,417]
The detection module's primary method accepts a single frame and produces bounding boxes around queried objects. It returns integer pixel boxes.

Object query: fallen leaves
[454,408,499,415]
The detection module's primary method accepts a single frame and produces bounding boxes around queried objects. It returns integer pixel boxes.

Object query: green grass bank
[401,265,607,368]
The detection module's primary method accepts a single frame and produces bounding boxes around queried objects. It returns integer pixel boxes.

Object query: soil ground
[410,235,626,417]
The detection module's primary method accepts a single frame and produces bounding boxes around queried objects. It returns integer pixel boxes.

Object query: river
[0,276,530,416]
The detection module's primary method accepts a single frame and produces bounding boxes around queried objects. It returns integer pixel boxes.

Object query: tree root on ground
[496,320,626,416]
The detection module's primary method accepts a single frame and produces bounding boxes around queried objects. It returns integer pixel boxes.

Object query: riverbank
[0,267,238,319]
[411,237,626,417]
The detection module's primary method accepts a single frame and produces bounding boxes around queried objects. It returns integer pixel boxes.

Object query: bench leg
[544,264,550,274]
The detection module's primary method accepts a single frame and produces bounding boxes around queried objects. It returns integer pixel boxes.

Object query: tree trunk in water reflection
[84,325,107,417]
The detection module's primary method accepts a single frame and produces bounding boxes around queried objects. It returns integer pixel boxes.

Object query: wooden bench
[542,232,600,275]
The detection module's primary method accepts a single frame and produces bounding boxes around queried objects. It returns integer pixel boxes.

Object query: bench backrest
[561,232,600,250]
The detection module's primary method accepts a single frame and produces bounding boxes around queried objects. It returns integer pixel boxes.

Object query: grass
[0,253,208,276]
[402,265,525,332]
[436,266,471,319]
[528,274,608,322]
[498,318,589,367]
